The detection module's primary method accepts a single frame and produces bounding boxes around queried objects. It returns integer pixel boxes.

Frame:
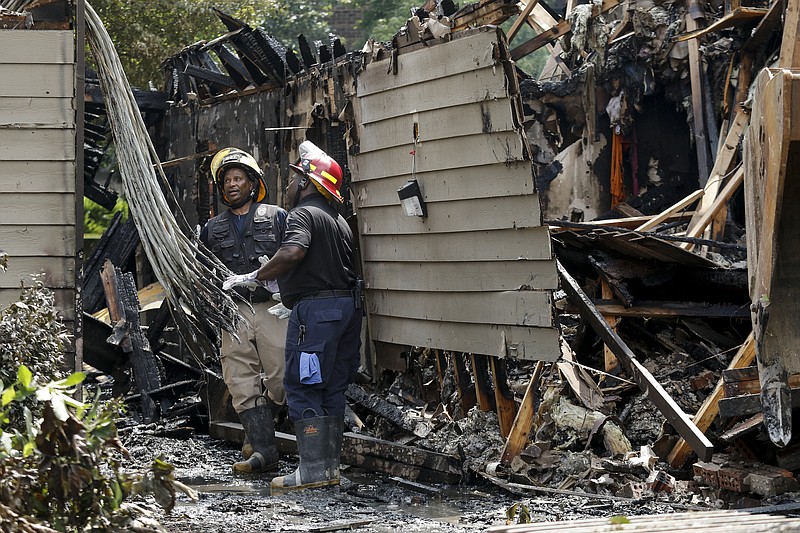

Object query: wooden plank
[471,354,495,411]
[491,355,518,438]
[507,0,541,42]
[557,339,605,411]
[359,194,541,235]
[354,130,527,182]
[779,0,800,67]
[685,3,711,186]
[360,228,551,262]
[0,129,75,161]
[0,160,76,193]
[682,165,744,247]
[357,98,519,153]
[0,192,76,224]
[356,65,509,125]
[356,28,501,97]
[500,360,544,465]
[364,260,558,291]
[635,189,704,232]
[0,255,75,288]
[0,225,76,256]
[667,333,754,467]
[368,289,553,327]
[557,261,714,461]
[719,388,800,418]
[453,352,478,412]
[369,315,561,361]
[352,163,535,207]
[563,300,751,319]
[549,212,695,231]
[0,30,73,63]
[0,96,74,126]
[0,64,75,97]
[683,107,749,240]
[674,7,769,42]
[723,368,800,396]
[600,279,620,379]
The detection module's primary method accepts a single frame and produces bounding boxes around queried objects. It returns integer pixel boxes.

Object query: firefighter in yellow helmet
[224,141,361,493]
[200,147,288,474]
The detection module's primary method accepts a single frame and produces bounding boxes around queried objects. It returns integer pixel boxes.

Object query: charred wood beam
[490,356,517,438]
[557,261,714,461]
[209,422,463,483]
[500,360,544,465]
[719,389,800,419]
[183,64,236,90]
[298,34,317,70]
[207,43,253,90]
[560,300,751,319]
[285,47,302,75]
[345,384,431,437]
[331,36,347,60]
[101,260,165,422]
[471,354,496,412]
[318,42,332,64]
[83,213,140,313]
[452,352,477,412]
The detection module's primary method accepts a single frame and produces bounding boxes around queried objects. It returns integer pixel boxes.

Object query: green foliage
[499,19,550,79]
[84,196,128,237]
[357,0,415,42]
[89,0,334,89]
[0,279,68,428]
[0,367,196,531]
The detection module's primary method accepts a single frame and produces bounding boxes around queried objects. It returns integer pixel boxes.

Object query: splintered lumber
[490,356,518,438]
[635,189,704,232]
[345,384,431,437]
[682,107,750,249]
[500,360,544,465]
[682,165,744,244]
[507,0,541,42]
[780,0,800,67]
[685,0,711,186]
[675,7,769,42]
[557,261,714,461]
[557,340,605,411]
[100,259,164,422]
[210,422,463,483]
[471,354,496,412]
[600,279,620,379]
[453,352,478,412]
[723,367,800,397]
[667,333,754,467]
[510,0,621,60]
[718,388,800,419]
[743,66,800,447]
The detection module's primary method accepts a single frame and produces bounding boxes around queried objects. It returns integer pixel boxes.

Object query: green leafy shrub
[84,196,129,237]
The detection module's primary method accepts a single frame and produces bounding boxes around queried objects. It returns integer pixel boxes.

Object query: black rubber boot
[270,415,343,493]
[233,404,279,473]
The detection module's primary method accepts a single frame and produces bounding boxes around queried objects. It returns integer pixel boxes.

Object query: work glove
[272,292,282,302]
[222,270,259,291]
[268,302,292,320]
[257,255,280,293]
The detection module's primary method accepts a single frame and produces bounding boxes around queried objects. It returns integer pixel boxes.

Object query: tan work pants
[221,300,287,413]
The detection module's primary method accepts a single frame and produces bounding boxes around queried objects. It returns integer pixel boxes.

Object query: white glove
[257,255,280,293]
[222,270,259,291]
[272,292,282,302]
[268,303,292,320]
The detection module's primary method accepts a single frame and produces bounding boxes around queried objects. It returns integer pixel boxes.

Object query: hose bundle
[85,1,238,359]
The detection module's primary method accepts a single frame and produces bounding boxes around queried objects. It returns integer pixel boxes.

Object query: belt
[310,289,353,298]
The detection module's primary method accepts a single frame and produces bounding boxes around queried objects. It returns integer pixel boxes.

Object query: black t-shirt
[278,195,357,308]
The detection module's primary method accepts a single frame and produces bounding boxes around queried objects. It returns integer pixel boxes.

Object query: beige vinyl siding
[351,28,559,361]
[0,29,76,323]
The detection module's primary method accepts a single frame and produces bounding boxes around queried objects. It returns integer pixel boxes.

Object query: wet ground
[122,432,698,532]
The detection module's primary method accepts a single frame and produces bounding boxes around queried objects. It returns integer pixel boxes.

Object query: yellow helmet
[210,147,268,205]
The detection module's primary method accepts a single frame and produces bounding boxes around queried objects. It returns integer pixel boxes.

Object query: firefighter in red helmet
[224,141,361,492]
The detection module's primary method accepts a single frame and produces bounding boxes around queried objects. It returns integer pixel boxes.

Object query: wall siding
[352,28,560,361]
[0,30,76,326]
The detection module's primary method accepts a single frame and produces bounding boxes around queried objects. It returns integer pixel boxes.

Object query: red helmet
[289,141,344,203]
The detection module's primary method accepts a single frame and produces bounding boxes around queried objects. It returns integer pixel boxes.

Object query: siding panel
[0,30,73,64]
[0,225,76,256]
[364,261,558,291]
[0,256,75,288]
[0,288,76,321]
[0,128,75,160]
[0,161,76,193]
[0,193,76,225]
[0,96,74,126]
[0,64,75,97]
[368,289,554,327]
[361,228,552,262]
[353,30,559,361]
[370,315,561,361]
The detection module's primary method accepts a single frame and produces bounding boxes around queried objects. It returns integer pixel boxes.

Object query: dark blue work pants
[283,294,361,422]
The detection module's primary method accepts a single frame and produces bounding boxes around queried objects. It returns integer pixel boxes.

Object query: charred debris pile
[76,0,800,510]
